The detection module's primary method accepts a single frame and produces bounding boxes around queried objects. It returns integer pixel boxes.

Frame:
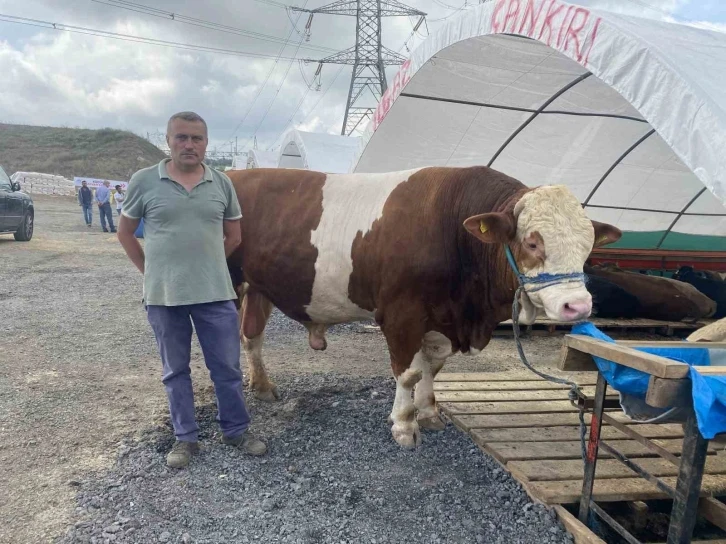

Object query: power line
[90,0,337,54]
[0,13,308,61]
[239,29,308,150]
[253,0,297,8]
[224,0,311,146]
[268,64,346,151]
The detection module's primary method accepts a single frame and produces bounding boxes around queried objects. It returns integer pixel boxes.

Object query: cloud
[0,0,720,158]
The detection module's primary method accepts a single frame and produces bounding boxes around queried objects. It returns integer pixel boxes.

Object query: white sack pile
[10,172,76,196]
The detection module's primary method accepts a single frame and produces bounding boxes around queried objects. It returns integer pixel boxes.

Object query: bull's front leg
[381,303,427,449]
[413,331,452,431]
[240,289,279,402]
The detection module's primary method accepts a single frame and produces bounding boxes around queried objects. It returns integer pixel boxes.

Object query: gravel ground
[57,374,573,544]
[0,196,574,543]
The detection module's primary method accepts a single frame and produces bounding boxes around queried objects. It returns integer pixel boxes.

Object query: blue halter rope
[504,246,586,293]
[503,243,589,462]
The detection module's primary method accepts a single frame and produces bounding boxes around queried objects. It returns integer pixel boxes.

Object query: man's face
[82,182,87,188]
[167,119,208,169]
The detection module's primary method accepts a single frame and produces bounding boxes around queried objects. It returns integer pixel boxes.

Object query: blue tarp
[572,322,726,439]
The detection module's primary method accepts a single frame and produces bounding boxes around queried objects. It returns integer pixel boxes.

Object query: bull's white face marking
[305,168,423,323]
[514,185,594,322]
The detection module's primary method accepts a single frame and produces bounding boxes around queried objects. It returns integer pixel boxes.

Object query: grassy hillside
[0,123,167,181]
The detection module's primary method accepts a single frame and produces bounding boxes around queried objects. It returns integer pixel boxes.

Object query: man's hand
[117,215,145,274]
[223,219,242,258]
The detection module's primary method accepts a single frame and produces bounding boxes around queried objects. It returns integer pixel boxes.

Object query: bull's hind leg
[240,289,279,402]
[413,331,452,431]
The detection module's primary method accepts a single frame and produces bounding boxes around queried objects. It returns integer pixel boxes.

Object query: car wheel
[14,211,34,241]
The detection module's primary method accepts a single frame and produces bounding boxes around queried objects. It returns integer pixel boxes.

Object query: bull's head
[463,185,621,324]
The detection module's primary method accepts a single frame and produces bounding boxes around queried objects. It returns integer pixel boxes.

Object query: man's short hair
[167,111,208,136]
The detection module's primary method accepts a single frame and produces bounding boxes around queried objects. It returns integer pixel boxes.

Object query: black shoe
[110,229,117,233]
[103,229,109,233]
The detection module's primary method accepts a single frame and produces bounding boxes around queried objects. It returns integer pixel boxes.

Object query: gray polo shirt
[122,159,242,306]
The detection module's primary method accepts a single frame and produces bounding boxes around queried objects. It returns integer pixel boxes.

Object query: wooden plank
[559,342,597,372]
[527,475,726,504]
[473,424,685,443]
[617,341,726,349]
[646,376,691,408]
[699,497,726,532]
[434,388,598,403]
[693,366,726,376]
[434,371,597,382]
[656,541,726,544]
[508,456,726,482]
[433,380,597,391]
[473,437,713,463]
[445,411,643,431]
[449,412,590,431]
[499,317,703,328]
[561,335,690,378]
[439,400,576,415]
[553,505,606,544]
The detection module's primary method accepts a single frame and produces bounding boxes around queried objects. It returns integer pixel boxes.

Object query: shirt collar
[158,159,213,182]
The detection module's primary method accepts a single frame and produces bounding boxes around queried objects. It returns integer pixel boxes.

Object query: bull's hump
[305,168,422,323]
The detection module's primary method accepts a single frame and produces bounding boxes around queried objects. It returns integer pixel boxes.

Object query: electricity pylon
[292,1,425,135]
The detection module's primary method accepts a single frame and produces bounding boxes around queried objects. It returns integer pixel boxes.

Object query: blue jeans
[146,301,250,442]
[81,203,93,225]
[116,208,122,216]
[98,202,115,231]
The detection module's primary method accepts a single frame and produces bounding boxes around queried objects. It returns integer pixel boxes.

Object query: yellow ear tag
[479,221,488,234]
[596,235,608,245]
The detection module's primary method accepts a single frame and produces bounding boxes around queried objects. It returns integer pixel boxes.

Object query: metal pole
[666,409,709,544]
[578,371,607,524]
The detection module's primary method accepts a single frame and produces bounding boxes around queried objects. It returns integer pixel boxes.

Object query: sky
[0,0,724,160]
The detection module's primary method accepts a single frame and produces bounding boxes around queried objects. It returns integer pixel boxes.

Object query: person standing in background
[77,180,93,227]
[95,180,116,233]
[113,184,125,216]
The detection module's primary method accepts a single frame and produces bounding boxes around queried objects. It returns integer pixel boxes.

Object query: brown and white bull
[226,166,621,448]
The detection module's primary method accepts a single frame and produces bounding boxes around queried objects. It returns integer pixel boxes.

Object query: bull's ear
[463,212,516,244]
[592,220,622,248]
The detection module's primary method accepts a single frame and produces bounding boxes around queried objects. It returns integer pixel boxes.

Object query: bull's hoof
[254,386,280,402]
[417,414,446,431]
[392,424,421,449]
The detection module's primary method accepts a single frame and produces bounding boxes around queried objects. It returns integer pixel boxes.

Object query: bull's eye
[527,243,538,250]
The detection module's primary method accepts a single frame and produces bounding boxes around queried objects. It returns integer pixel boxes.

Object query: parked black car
[0,165,34,241]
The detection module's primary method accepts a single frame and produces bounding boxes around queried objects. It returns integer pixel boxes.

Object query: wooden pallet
[493,317,711,337]
[435,370,726,538]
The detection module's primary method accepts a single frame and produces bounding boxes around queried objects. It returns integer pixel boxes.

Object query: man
[113,184,125,216]
[95,180,116,233]
[117,111,266,469]
[77,180,93,227]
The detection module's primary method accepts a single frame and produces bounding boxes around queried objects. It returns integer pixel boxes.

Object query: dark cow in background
[583,270,640,318]
[673,266,726,318]
[587,264,716,321]
[226,166,621,448]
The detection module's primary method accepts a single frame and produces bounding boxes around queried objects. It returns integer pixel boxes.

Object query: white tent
[278,129,361,174]
[246,149,277,169]
[352,0,726,252]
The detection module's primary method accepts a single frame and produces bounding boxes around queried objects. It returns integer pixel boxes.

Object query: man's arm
[117,215,145,273]
[223,219,242,258]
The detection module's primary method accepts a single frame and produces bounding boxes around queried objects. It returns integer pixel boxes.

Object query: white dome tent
[246,149,277,169]
[351,0,726,256]
[276,129,361,174]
